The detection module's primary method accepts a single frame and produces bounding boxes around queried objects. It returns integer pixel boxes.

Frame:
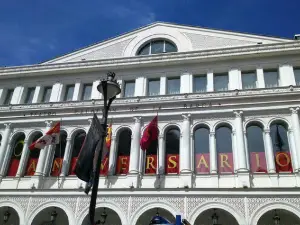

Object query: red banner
[69,157,78,175]
[7,159,20,177]
[166,154,179,174]
[275,151,293,173]
[195,153,210,173]
[25,158,38,176]
[250,152,267,173]
[100,156,109,175]
[145,154,157,174]
[115,156,130,175]
[218,153,234,173]
[51,158,63,176]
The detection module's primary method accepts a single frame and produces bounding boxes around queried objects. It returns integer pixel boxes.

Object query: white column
[60,138,72,176]
[228,69,242,90]
[244,131,250,170]
[43,145,55,176]
[234,111,248,171]
[129,117,142,174]
[232,130,238,172]
[256,68,265,88]
[108,136,117,175]
[35,121,52,176]
[116,80,123,98]
[264,129,276,173]
[290,108,300,171]
[207,71,214,92]
[0,123,12,176]
[16,139,29,177]
[160,76,167,95]
[91,80,101,99]
[32,86,41,103]
[180,114,191,173]
[209,132,217,173]
[0,142,12,176]
[180,73,192,94]
[288,129,298,171]
[0,88,5,104]
[279,65,295,86]
[73,82,82,101]
[134,77,146,97]
[50,82,63,102]
[158,135,165,174]
[11,86,24,104]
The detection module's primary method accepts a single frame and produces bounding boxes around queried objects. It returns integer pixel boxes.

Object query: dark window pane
[29,133,43,158]
[193,76,207,93]
[0,135,2,146]
[4,89,14,105]
[82,84,92,100]
[151,40,164,54]
[54,132,67,158]
[194,127,209,153]
[216,126,232,153]
[165,128,180,154]
[148,79,160,96]
[42,87,52,103]
[242,72,257,89]
[25,87,35,104]
[270,124,289,152]
[247,126,265,152]
[167,78,180,94]
[165,41,177,53]
[138,43,150,55]
[294,68,300,86]
[264,71,279,88]
[117,129,132,156]
[124,81,135,97]
[214,74,228,91]
[64,85,74,101]
[72,131,86,157]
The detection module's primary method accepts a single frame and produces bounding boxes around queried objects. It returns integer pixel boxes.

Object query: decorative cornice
[1,41,300,78]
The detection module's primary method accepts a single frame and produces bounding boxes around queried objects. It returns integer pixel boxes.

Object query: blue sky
[0,0,299,67]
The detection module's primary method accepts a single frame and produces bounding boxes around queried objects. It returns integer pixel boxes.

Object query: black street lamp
[273,210,280,225]
[3,208,10,224]
[50,207,58,222]
[95,208,108,225]
[211,209,219,225]
[89,72,121,225]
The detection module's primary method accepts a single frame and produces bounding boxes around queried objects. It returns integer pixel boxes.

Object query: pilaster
[264,129,276,173]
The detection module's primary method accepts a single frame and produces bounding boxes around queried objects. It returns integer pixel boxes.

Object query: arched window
[137,40,177,56]
[194,126,210,174]
[69,130,86,175]
[116,128,132,175]
[25,132,43,176]
[165,127,180,174]
[270,122,293,173]
[216,125,234,173]
[51,131,67,176]
[7,133,25,177]
[246,123,267,173]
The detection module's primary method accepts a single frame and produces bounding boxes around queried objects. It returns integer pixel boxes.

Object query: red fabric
[145,154,157,174]
[25,158,38,176]
[195,153,210,173]
[218,153,234,173]
[250,152,267,173]
[7,159,20,177]
[166,154,179,174]
[51,158,63,176]
[106,124,112,149]
[140,116,158,151]
[29,122,61,150]
[69,157,78,175]
[275,151,293,173]
[116,156,130,175]
[100,156,109,175]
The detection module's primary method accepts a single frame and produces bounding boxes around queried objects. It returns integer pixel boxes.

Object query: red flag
[140,116,158,151]
[29,122,60,150]
[106,124,112,149]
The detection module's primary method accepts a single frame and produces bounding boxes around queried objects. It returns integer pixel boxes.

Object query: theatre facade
[1,22,300,225]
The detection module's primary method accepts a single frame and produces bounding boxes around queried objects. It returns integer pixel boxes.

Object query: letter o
[276,152,290,167]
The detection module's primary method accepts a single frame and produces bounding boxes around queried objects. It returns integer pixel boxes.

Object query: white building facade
[0,22,300,225]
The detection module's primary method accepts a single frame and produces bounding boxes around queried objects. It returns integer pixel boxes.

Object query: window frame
[213,73,229,92]
[24,87,36,104]
[64,84,75,101]
[193,75,207,93]
[147,79,160,96]
[81,83,93,100]
[3,89,14,105]
[294,68,300,86]
[41,86,52,103]
[137,39,177,56]
[123,80,135,98]
[241,71,257,90]
[264,69,279,88]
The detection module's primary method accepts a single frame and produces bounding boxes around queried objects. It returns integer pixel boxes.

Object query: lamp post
[3,208,10,224]
[89,72,121,225]
[273,210,280,225]
[50,207,58,223]
[95,208,108,225]
[211,209,219,225]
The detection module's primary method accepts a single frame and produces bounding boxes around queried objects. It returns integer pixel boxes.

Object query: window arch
[25,132,43,176]
[7,133,25,177]
[137,39,177,56]
[165,127,180,174]
[270,121,293,173]
[69,130,86,175]
[116,128,132,175]
[51,131,67,176]
[246,123,267,173]
[194,126,210,174]
[216,125,234,173]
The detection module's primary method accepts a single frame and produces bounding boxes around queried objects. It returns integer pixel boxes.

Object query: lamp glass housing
[100,208,107,224]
